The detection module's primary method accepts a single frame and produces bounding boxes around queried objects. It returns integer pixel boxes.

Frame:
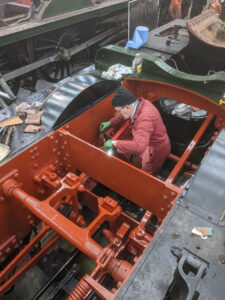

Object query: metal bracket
[171,247,208,300]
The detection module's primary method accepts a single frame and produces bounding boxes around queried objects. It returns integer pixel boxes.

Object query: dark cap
[112,87,136,107]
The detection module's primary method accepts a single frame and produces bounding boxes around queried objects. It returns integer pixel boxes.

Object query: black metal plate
[144,19,189,57]
[179,128,225,226]
[41,73,120,129]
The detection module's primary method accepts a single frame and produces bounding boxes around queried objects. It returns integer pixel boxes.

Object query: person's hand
[104,140,113,150]
[100,121,111,132]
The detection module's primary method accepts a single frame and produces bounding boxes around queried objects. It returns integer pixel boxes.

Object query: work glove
[104,139,113,150]
[100,121,111,132]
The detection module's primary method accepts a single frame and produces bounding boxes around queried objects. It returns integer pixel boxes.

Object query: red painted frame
[0,78,224,297]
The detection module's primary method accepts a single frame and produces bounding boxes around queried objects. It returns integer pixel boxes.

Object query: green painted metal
[42,0,93,19]
[95,45,225,103]
[0,1,128,46]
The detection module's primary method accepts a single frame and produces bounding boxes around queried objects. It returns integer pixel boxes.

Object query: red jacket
[110,98,171,175]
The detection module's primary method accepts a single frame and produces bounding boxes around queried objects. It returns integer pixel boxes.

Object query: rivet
[171,191,175,196]
[53,148,56,152]
[55,140,59,144]
[0,257,6,263]
[61,146,65,150]
[30,149,33,154]
[29,219,34,225]
[14,173,19,179]
[37,188,45,194]
[50,165,56,171]
[5,248,11,254]
[34,163,38,168]
[64,141,68,145]
[57,152,61,156]
[163,195,168,200]
[42,257,48,264]
[160,207,165,211]
[0,196,5,202]
[50,136,54,140]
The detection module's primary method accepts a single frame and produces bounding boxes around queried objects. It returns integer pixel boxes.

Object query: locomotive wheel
[34,25,80,82]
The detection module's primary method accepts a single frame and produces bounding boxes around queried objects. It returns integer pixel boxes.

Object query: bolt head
[29,219,34,225]
[0,257,6,263]
[0,196,5,202]
[15,243,20,249]
[5,248,11,254]
[42,257,48,264]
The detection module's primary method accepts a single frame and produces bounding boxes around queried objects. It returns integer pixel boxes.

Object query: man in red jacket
[100,87,171,175]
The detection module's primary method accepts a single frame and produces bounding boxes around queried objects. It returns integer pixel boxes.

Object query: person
[159,0,191,26]
[169,0,182,20]
[100,87,171,176]
[190,0,207,18]
[209,1,222,16]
